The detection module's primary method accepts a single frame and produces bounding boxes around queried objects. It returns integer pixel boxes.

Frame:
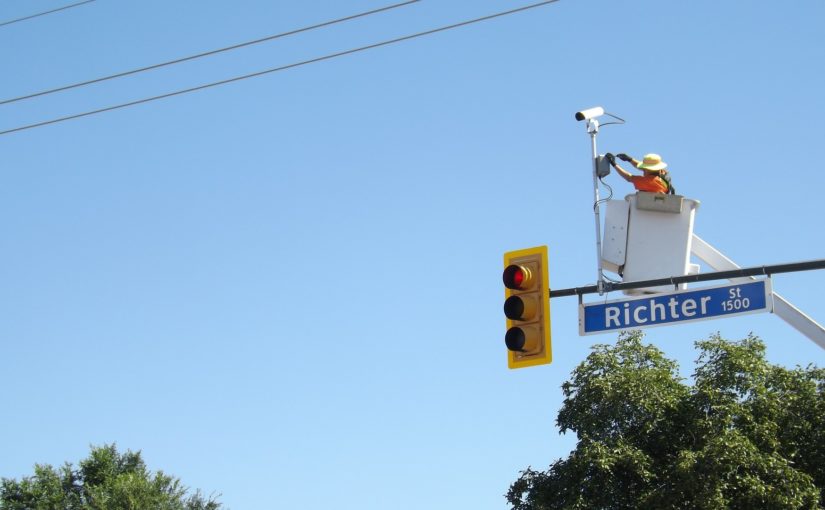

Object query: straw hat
[636,153,668,172]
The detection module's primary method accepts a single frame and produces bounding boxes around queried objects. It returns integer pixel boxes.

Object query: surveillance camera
[574,106,605,121]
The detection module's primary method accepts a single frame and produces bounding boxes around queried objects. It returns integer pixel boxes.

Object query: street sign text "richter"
[579,280,772,335]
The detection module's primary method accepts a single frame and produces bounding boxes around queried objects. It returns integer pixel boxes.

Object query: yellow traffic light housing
[503,246,551,369]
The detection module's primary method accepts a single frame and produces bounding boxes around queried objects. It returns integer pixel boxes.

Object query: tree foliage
[507,332,825,510]
[1,444,222,510]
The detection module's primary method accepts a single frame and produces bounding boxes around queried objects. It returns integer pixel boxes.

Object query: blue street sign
[580,279,773,335]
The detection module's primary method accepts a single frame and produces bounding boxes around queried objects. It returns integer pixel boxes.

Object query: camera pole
[586,117,606,295]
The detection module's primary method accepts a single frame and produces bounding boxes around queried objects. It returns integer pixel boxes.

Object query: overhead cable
[0,0,420,106]
[0,0,96,28]
[0,0,559,137]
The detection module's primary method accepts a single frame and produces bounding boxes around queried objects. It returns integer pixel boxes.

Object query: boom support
[691,235,825,350]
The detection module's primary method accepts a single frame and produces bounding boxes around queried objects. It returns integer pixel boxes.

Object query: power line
[0,0,96,28]
[0,0,420,106]
[0,0,559,137]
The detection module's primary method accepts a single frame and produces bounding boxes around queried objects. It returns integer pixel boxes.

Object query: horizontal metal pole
[549,258,825,298]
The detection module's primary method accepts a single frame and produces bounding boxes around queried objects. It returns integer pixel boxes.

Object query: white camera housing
[575,106,605,121]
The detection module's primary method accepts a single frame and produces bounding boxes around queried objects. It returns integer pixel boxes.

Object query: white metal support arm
[691,234,825,350]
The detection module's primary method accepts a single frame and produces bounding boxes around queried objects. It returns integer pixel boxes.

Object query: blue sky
[2,0,824,508]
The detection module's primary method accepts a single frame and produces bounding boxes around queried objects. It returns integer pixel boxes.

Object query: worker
[606,153,674,194]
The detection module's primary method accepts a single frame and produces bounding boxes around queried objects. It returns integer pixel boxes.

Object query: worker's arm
[616,153,640,170]
[611,162,634,182]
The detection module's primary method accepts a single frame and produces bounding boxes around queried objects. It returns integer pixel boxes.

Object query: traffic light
[503,246,551,369]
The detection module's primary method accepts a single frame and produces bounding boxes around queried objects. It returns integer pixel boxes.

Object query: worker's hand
[617,153,632,162]
[605,153,616,165]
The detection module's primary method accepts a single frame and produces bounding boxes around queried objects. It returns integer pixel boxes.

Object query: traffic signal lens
[505,326,540,353]
[505,327,525,351]
[504,295,537,321]
[503,264,532,290]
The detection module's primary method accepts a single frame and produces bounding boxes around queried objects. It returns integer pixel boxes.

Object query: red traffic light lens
[503,264,531,290]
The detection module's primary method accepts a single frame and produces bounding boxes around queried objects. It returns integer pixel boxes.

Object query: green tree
[1,444,222,510]
[507,331,825,510]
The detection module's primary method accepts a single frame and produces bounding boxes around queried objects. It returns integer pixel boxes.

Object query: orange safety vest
[630,174,669,194]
